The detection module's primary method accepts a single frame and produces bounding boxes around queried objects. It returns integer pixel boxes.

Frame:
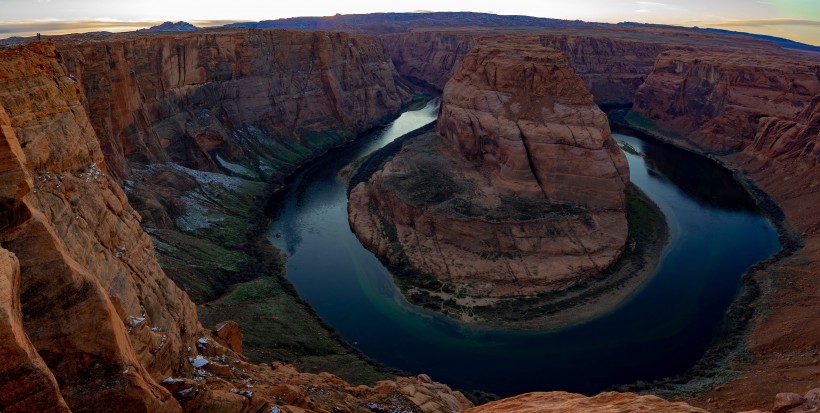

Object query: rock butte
[0,12,818,413]
[349,43,629,297]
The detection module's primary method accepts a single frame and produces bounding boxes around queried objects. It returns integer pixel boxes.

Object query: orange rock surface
[55,29,414,180]
[382,26,781,105]
[631,48,820,412]
[349,44,629,297]
[0,40,471,413]
[464,391,709,413]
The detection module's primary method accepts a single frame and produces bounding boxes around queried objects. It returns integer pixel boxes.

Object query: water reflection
[266,104,780,396]
[642,140,757,211]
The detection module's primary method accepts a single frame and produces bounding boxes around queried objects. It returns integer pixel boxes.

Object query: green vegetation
[198,274,395,385]
[374,184,669,327]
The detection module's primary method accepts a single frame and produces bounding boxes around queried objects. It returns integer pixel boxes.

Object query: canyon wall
[631,48,820,411]
[633,49,820,151]
[57,29,414,180]
[0,40,194,412]
[349,44,629,299]
[49,29,414,301]
[0,39,473,413]
[381,27,779,105]
[384,28,669,104]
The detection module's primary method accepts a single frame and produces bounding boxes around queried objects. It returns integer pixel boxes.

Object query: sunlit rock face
[0,40,471,413]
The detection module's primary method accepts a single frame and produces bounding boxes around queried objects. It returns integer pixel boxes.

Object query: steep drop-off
[381,26,782,105]
[630,48,820,411]
[57,29,413,180]
[0,39,475,413]
[50,29,414,302]
[0,40,195,413]
[633,49,819,152]
[349,44,629,302]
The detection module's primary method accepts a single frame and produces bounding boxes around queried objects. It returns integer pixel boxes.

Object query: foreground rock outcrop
[464,391,709,413]
[0,40,199,412]
[349,44,629,300]
[0,40,471,413]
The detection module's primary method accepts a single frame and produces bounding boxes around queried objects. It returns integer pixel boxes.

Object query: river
[267,100,780,396]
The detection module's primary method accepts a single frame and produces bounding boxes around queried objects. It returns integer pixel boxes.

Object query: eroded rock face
[56,29,413,181]
[381,27,780,105]
[0,40,471,413]
[350,44,629,298]
[627,47,820,411]
[0,41,189,412]
[0,249,70,413]
[49,29,414,302]
[464,391,709,413]
[437,45,629,210]
[633,49,820,152]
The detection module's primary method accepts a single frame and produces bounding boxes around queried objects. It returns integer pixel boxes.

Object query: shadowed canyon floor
[0,12,819,413]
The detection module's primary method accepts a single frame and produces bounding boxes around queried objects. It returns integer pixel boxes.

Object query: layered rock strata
[0,40,193,412]
[0,40,471,413]
[56,29,413,181]
[382,27,781,104]
[629,49,820,411]
[633,49,820,151]
[50,29,414,302]
[349,44,629,298]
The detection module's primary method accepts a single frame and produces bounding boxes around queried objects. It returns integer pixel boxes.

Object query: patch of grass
[198,275,394,385]
[149,228,252,302]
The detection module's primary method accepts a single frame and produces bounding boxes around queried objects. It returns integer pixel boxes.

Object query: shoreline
[347,126,670,331]
[607,110,803,400]
[196,96,438,386]
[396,185,670,330]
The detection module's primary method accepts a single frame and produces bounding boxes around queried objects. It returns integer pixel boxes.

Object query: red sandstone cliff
[630,48,820,411]
[0,40,195,412]
[349,44,629,299]
[56,29,414,180]
[381,27,780,105]
[47,29,415,302]
[633,49,819,151]
[0,40,471,413]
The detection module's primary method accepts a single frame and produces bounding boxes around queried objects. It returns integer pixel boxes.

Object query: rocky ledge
[349,43,630,306]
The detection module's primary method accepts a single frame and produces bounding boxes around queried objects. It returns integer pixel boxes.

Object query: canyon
[629,48,820,412]
[0,12,818,413]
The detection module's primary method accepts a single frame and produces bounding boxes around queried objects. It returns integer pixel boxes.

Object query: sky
[0,0,818,45]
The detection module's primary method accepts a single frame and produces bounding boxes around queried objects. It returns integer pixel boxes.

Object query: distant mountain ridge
[615,21,819,52]
[138,21,199,32]
[223,12,605,34]
[698,27,819,52]
[225,12,819,52]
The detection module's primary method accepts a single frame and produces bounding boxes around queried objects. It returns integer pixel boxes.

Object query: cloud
[634,1,684,11]
[0,19,246,37]
[708,18,820,27]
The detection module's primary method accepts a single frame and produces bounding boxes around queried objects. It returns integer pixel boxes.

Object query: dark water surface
[267,101,780,396]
